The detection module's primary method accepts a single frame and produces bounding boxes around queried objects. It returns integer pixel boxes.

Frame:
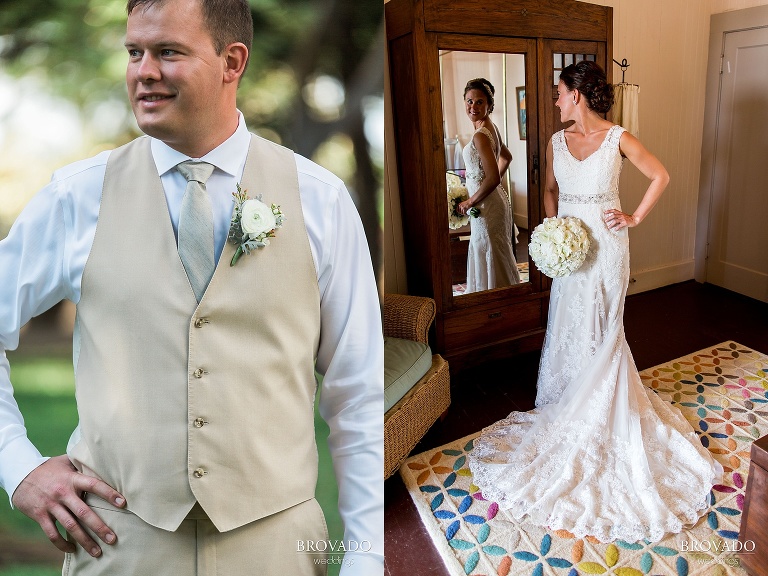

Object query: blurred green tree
[0,0,383,272]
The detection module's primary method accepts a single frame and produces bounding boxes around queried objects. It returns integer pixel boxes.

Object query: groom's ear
[223,43,248,85]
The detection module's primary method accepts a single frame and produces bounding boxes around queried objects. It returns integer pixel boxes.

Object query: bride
[457,78,520,293]
[468,61,722,542]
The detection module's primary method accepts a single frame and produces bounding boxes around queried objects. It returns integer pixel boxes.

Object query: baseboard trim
[627,260,695,296]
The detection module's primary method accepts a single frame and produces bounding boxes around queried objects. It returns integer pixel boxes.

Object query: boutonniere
[228,184,285,266]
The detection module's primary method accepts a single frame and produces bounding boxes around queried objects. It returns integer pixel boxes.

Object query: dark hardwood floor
[384,280,768,576]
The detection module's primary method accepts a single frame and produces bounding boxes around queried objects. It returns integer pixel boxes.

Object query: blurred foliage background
[0,1,382,574]
[0,0,384,274]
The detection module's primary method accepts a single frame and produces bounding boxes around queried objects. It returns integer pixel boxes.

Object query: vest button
[193,417,207,428]
[194,318,208,328]
[193,468,206,478]
[193,368,204,378]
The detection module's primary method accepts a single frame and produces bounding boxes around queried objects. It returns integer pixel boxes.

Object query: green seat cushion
[384,336,433,412]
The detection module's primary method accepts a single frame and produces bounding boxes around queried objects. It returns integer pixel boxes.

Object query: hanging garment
[613,83,640,138]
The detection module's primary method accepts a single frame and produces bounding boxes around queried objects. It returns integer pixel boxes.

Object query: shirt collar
[150,111,251,178]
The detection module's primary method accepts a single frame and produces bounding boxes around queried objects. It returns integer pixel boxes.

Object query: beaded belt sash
[559,191,619,204]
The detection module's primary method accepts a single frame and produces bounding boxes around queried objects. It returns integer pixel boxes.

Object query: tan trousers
[62,495,328,576]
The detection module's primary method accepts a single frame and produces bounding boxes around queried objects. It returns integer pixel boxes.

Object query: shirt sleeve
[0,180,72,502]
[314,184,384,575]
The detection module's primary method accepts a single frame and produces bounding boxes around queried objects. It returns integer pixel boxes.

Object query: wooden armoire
[386,0,613,371]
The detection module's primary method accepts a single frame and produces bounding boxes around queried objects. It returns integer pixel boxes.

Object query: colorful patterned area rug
[400,341,768,576]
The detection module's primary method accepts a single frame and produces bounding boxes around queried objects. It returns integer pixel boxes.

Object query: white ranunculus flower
[240,199,277,236]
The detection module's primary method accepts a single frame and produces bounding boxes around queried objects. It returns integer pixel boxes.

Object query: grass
[0,568,61,576]
[0,355,342,576]
[0,358,79,541]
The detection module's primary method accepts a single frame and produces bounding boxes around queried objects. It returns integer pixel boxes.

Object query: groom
[0,0,383,574]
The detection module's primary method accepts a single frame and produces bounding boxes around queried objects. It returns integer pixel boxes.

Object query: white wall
[384,0,768,296]
[586,0,768,295]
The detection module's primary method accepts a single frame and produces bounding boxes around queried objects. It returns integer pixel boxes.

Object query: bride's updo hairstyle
[559,61,614,114]
[464,78,495,112]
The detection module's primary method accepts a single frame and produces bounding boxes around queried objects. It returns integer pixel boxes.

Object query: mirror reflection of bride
[456,78,520,294]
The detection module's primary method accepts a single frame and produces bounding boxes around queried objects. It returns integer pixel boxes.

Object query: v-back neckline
[562,125,615,162]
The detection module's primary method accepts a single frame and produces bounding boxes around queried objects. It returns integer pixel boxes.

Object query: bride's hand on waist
[604,209,638,231]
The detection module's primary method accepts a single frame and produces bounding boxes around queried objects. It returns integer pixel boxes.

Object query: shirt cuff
[339,551,384,576]
[0,435,48,506]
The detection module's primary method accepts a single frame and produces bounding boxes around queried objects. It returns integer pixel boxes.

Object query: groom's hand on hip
[11,455,126,557]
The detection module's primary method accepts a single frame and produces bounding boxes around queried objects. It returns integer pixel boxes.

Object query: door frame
[695,4,768,283]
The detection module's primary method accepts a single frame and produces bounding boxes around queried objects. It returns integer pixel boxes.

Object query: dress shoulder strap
[607,124,626,146]
[474,126,498,152]
[551,129,567,153]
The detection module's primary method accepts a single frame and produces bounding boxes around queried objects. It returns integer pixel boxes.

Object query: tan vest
[70,135,321,532]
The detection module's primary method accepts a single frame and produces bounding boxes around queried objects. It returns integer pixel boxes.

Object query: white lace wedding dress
[464,127,520,293]
[468,125,722,542]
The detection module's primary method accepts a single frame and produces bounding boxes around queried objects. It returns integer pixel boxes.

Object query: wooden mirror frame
[387,0,612,369]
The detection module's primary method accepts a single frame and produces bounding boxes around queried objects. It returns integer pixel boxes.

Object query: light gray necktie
[177,161,216,302]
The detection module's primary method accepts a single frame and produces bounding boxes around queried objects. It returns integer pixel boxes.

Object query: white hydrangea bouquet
[447,173,479,230]
[528,216,590,278]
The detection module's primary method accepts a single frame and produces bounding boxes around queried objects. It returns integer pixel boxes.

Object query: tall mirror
[439,50,530,298]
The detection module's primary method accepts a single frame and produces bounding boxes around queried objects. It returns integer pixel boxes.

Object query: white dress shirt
[0,114,383,574]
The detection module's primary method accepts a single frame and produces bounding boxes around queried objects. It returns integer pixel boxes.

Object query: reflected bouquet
[447,173,479,230]
[529,216,590,278]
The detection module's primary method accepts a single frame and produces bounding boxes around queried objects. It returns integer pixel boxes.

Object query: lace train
[469,329,722,542]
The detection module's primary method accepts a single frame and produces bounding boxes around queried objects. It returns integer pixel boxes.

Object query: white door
[706,26,768,302]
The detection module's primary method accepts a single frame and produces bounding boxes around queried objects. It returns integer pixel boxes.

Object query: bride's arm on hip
[457,131,501,214]
[610,131,670,228]
[495,123,513,179]
[498,143,513,179]
[543,137,558,218]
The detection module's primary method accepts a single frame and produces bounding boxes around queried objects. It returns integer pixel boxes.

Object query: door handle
[532,154,540,186]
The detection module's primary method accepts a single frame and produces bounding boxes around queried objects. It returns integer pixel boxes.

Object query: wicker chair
[384,294,451,479]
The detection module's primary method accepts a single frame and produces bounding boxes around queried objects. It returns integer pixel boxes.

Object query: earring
[573,98,577,104]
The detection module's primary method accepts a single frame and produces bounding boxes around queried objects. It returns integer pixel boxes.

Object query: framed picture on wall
[516,86,526,140]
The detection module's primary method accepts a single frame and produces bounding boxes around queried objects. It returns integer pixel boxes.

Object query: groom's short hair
[126,0,253,64]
